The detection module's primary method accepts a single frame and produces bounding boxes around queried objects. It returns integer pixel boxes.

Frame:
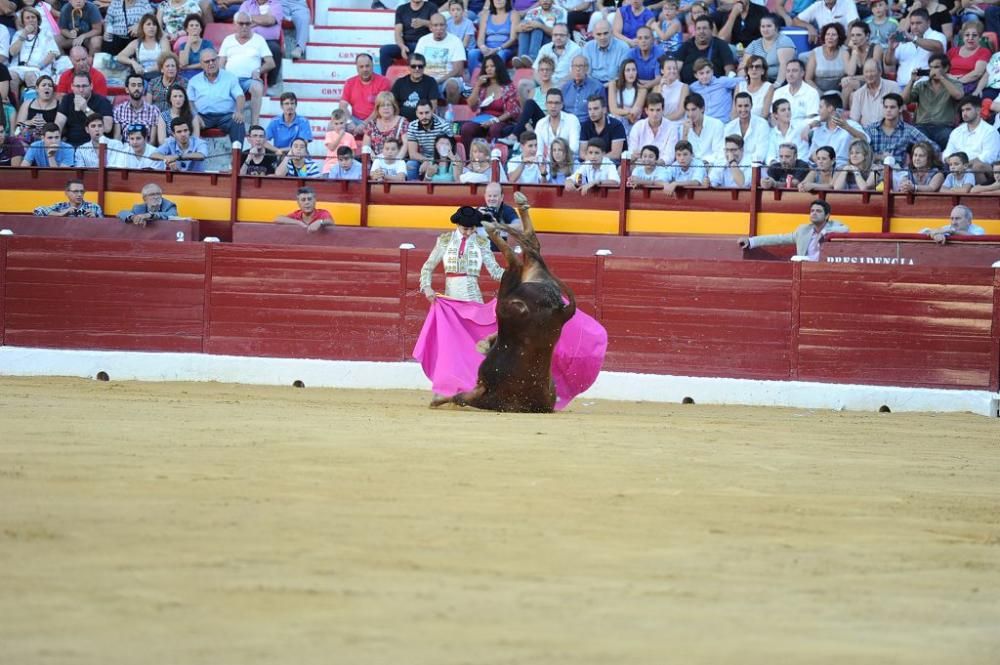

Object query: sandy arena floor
[0,376,998,664]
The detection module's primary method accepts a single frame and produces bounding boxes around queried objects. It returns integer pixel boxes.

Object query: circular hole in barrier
[681,396,695,405]
[292,380,305,388]
[96,371,110,382]
[878,405,891,413]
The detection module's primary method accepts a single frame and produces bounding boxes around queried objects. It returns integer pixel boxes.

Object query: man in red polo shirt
[274,186,334,232]
[340,53,390,136]
[55,47,109,99]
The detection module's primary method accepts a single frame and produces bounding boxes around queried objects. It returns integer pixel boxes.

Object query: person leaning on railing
[274,186,334,233]
[116,182,179,226]
[33,179,104,217]
[921,204,985,244]
[738,199,848,261]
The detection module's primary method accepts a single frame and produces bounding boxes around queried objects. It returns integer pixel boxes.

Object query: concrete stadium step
[284,60,359,81]
[304,43,379,62]
[311,25,394,46]
[282,80,344,97]
[324,8,395,28]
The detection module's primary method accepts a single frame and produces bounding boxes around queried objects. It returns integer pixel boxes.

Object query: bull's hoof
[513,191,531,210]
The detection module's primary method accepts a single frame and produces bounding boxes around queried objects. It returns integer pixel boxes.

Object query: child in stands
[508,130,542,184]
[370,136,408,182]
[941,151,976,192]
[628,144,669,187]
[322,109,358,174]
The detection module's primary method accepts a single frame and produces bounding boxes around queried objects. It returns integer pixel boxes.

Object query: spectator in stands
[765,98,808,163]
[885,8,946,84]
[612,0,654,47]
[274,136,320,177]
[102,0,155,56]
[653,0,683,58]
[533,23,580,84]
[677,15,736,83]
[539,135,575,184]
[108,124,161,169]
[740,14,794,87]
[716,0,766,48]
[380,0,436,75]
[972,160,1000,194]
[561,55,605,123]
[628,91,678,164]
[55,0,103,54]
[408,97,452,179]
[178,14,214,80]
[832,138,875,190]
[787,0,858,43]
[446,0,476,50]
[420,134,458,181]
[508,130,541,183]
[240,124,277,174]
[152,117,208,171]
[468,0,519,75]
[275,186,334,231]
[480,181,520,231]
[502,54,555,139]
[56,47,108,98]
[34,179,104,217]
[923,204,985,243]
[8,7,59,93]
[941,151,976,192]
[733,55,773,120]
[840,21,884,105]
[739,199,848,260]
[565,138,620,192]
[461,53,518,149]
[582,19,630,84]
[902,53,963,150]
[15,76,58,146]
[709,134,751,188]
[864,0,896,50]
[848,58,898,126]
[762,142,810,188]
[892,140,944,192]
[805,23,849,95]
[654,57,688,125]
[73,113,116,167]
[117,183,179,225]
[321,109,358,173]
[148,54,186,113]
[513,0,565,68]
[863,92,930,166]
[534,87,581,158]
[155,83,201,144]
[662,140,708,195]
[802,92,864,166]
[327,145,363,180]
[627,144,669,187]
[188,49,247,143]
[392,53,439,122]
[798,145,837,191]
[239,0,283,85]
[690,57,741,121]
[415,12,467,106]
[364,90,408,155]
[608,58,646,133]
[113,73,160,140]
[207,0,242,23]
[627,26,664,86]
[724,91,768,163]
[458,137,496,182]
[159,0,203,43]
[580,93,626,162]
[370,135,408,181]
[680,92,724,165]
[219,12,274,126]
[944,96,1000,182]
[265,92,312,155]
[975,50,1000,102]
[0,120,25,166]
[341,53,391,135]
[765,59,819,122]
[115,14,170,78]
[55,72,113,147]
[988,6,1000,39]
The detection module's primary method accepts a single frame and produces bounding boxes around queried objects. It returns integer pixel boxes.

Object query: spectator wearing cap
[152,117,209,172]
[265,92,313,155]
[274,186,334,232]
[108,124,163,169]
[22,122,75,167]
[188,48,247,143]
[117,183,180,225]
[113,73,160,140]
[34,179,104,217]
[55,71,113,147]
[218,14,275,126]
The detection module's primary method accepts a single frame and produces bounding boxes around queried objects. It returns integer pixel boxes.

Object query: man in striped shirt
[405,98,452,181]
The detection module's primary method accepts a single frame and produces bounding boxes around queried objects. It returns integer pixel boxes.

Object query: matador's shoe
[513,191,530,211]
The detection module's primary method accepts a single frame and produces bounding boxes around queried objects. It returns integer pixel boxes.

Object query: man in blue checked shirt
[34,180,104,217]
[265,92,313,155]
[858,92,930,167]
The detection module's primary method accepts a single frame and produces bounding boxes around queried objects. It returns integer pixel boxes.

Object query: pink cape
[412,296,608,411]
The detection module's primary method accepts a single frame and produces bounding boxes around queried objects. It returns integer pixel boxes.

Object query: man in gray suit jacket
[116,183,179,227]
[738,200,849,261]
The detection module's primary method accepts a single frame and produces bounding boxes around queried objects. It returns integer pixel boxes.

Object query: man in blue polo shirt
[561,55,606,124]
[188,48,247,144]
[582,19,630,84]
[265,92,313,155]
[22,123,75,167]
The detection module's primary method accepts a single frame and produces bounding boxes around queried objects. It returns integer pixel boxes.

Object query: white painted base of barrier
[1,346,997,417]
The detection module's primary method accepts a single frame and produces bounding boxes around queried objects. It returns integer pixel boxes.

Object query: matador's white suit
[419,229,505,303]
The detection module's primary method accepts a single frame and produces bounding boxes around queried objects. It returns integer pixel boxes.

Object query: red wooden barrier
[0,216,199,242]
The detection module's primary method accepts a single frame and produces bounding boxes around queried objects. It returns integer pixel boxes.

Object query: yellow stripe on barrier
[236,200,362,225]
[0,189,101,213]
[756,213,882,235]
[366,205,619,234]
[105,193,231,221]
[891,217,1000,234]
[627,210,749,234]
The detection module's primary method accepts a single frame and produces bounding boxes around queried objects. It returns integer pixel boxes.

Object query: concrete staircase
[260,1,396,154]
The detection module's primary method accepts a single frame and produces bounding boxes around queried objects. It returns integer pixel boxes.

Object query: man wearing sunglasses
[391,53,440,122]
[34,179,104,217]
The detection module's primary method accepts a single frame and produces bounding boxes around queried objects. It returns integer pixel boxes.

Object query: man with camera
[884,8,946,85]
[901,53,963,151]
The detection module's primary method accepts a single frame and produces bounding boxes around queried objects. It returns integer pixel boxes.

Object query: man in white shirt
[628,92,678,164]
[724,91,769,163]
[680,92,724,166]
[802,92,868,166]
[534,88,581,158]
[884,8,945,84]
[943,96,1000,183]
[219,12,275,125]
[414,12,466,106]
[108,125,163,170]
[533,22,580,84]
[790,0,859,42]
[566,138,620,193]
[710,135,752,188]
[769,59,820,122]
[765,98,809,164]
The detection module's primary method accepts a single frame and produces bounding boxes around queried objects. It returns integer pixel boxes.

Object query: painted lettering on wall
[825,256,916,265]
